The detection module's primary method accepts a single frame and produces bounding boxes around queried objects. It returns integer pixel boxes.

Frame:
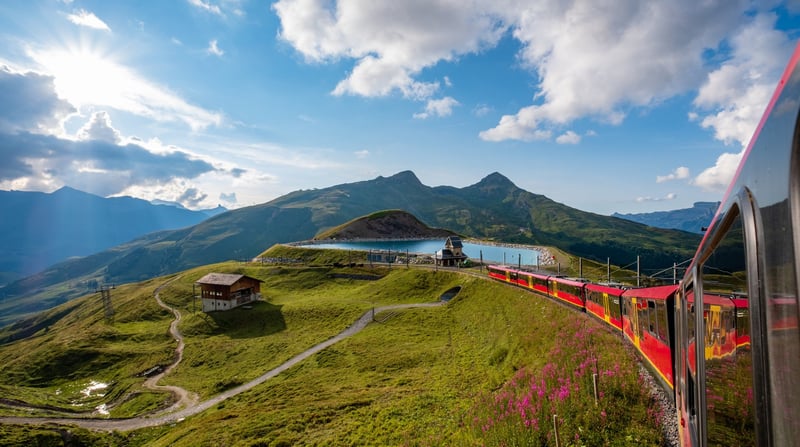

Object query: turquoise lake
[301,239,544,266]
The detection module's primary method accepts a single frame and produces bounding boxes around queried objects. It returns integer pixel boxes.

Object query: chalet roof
[196,273,262,286]
[446,236,463,248]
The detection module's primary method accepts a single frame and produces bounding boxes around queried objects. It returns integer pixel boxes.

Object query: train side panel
[622,285,677,390]
[585,283,625,331]
[548,277,586,309]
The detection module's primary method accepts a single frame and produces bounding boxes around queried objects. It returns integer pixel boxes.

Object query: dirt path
[141,277,199,414]
[0,299,446,431]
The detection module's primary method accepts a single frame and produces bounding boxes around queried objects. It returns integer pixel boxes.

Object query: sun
[29,45,134,111]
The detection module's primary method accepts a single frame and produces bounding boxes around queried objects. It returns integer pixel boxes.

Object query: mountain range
[0,187,221,286]
[612,202,719,234]
[0,171,702,325]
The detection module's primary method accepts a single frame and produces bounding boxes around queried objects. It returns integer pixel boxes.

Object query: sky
[1,1,800,215]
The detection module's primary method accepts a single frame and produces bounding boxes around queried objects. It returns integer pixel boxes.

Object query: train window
[656,302,668,342]
[647,300,657,335]
[700,208,756,445]
[611,296,621,321]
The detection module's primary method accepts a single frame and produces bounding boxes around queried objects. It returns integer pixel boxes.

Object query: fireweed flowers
[471,318,663,446]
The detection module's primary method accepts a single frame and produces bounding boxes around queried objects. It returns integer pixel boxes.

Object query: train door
[602,292,611,323]
[630,297,640,348]
[676,275,700,447]
[698,201,761,446]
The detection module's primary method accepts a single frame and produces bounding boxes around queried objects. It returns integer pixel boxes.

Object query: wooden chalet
[435,236,468,267]
[195,273,263,312]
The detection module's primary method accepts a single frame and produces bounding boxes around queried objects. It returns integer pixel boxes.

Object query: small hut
[196,273,263,312]
[435,236,468,267]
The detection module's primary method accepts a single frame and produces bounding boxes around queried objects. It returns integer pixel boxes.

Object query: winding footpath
[0,279,447,432]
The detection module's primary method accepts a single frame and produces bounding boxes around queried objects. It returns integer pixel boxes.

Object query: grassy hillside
[0,170,699,325]
[314,209,456,240]
[0,249,663,445]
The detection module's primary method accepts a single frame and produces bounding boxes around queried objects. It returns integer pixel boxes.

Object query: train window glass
[639,299,649,336]
[701,208,755,445]
[656,302,668,342]
[611,296,621,321]
[648,300,657,334]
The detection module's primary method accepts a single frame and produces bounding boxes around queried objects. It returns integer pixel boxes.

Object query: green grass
[0,247,665,445]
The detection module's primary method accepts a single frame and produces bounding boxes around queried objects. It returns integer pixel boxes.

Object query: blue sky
[1,0,799,215]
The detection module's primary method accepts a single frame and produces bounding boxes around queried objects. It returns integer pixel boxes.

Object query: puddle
[81,380,108,398]
[96,403,109,415]
[439,286,462,302]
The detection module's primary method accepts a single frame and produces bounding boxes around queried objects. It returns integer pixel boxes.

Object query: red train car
[548,276,586,309]
[622,285,676,390]
[585,283,625,331]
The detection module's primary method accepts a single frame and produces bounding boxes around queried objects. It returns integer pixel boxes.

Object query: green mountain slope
[0,171,700,325]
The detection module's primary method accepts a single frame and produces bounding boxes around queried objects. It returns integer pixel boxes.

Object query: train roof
[585,282,626,295]
[621,284,678,300]
[550,276,587,287]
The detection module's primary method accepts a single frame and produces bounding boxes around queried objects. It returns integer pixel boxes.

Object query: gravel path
[0,298,445,432]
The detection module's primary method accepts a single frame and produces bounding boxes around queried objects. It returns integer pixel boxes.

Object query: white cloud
[207,39,224,57]
[693,13,793,147]
[77,111,121,143]
[656,166,690,183]
[188,0,222,15]
[555,130,580,144]
[636,193,677,203]
[693,150,744,191]
[66,9,111,31]
[273,0,506,100]
[692,13,795,191]
[473,104,492,117]
[354,149,369,159]
[0,66,76,134]
[481,0,749,141]
[413,96,459,119]
[29,47,222,131]
[220,192,237,204]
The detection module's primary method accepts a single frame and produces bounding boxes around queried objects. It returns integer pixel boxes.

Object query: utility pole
[673,262,677,285]
[607,258,611,283]
[579,257,583,278]
[637,256,641,287]
[97,285,116,323]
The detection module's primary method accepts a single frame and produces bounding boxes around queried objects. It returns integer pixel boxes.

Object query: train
[487,43,800,447]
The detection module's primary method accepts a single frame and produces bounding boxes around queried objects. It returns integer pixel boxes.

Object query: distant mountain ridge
[0,187,216,285]
[612,202,719,234]
[0,171,702,325]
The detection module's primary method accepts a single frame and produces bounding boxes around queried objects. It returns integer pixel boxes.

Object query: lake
[300,239,545,266]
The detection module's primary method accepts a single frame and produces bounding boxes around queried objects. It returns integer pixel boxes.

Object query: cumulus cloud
[693,14,793,147]
[0,66,76,133]
[0,79,227,200]
[273,0,506,100]
[177,187,208,208]
[413,96,459,119]
[66,9,111,31]
[77,111,121,143]
[207,39,224,56]
[555,130,580,144]
[480,0,749,141]
[220,192,237,204]
[188,0,222,15]
[274,0,764,142]
[692,13,794,191]
[656,166,690,183]
[636,193,677,203]
[0,130,218,195]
